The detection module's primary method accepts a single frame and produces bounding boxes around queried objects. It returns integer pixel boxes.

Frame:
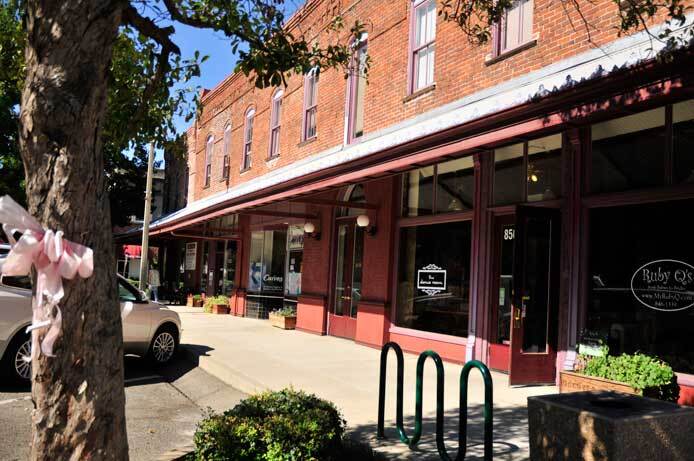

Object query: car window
[1,275,32,290]
[118,280,141,302]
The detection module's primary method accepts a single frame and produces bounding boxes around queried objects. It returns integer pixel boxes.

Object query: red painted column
[355,177,396,348]
[471,152,493,363]
[297,200,333,334]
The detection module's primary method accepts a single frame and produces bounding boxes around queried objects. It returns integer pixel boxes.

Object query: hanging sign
[417,264,447,296]
[185,243,197,271]
[288,225,304,250]
[630,259,694,312]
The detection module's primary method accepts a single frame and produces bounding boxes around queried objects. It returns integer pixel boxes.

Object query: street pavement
[172,306,558,460]
[0,355,246,461]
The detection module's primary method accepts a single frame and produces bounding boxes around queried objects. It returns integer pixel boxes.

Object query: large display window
[587,200,694,374]
[395,220,472,337]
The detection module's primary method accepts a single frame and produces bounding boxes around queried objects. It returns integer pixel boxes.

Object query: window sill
[266,155,280,163]
[298,136,317,148]
[239,167,251,175]
[403,84,436,103]
[202,183,211,189]
[485,36,538,66]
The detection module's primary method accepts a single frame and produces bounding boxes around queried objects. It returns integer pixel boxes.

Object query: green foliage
[192,294,203,301]
[581,352,680,402]
[203,295,229,313]
[191,389,346,461]
[271,306,296,318]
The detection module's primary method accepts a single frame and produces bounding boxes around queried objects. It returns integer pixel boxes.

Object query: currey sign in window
[302,68,319,141]
[410,0,436,93]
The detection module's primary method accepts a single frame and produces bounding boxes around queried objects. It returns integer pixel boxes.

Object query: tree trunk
[19,2,128,460]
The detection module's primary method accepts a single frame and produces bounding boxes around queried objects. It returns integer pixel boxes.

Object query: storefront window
[403,166,434,217]
[527,134,562,202]
[493,142,524,206]
[248,229,287,294]
[395,220,472,337]
[285,225,304,297]
[436,157,475,213]
[493,134,562,206]
[402,157,474,217]
[590,107,666,193]
[673,100,694,185]
[587,199,694,374]
[223,241,237,296]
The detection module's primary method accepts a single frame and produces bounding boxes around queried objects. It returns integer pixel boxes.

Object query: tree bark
[19,2,128,460]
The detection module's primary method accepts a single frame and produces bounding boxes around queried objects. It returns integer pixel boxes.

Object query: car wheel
[2,332,32,384]
[147,325,178,365]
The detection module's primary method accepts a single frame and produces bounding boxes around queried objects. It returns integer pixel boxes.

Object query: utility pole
[138,142,155,291]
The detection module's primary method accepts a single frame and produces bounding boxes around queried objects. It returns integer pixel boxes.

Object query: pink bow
[0,195,93,357]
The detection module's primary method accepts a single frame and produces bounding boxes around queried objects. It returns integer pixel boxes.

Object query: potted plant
[269,306,297,330]
[191,294,204,308]
[560,347,679,402]
[204,295,230,314]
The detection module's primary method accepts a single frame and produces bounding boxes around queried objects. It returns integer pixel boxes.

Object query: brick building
[141,0,694,399]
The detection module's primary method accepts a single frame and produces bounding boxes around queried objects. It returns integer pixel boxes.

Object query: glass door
[509,206,560,385]
[329,220,363,339]
[488,215,515,372]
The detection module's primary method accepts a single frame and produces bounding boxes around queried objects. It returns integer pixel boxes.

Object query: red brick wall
[186,0,681,204]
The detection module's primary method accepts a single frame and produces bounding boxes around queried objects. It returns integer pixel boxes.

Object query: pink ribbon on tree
[0,195,93,357]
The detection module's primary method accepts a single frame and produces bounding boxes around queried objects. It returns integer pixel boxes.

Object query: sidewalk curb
[155,443,194,461]
[180,344,269,396]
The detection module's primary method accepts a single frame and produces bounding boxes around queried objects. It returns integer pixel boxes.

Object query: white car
[0,274,181,383]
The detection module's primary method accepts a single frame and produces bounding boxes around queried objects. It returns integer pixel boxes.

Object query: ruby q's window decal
[630,259,694,312]
[417,264,447,296]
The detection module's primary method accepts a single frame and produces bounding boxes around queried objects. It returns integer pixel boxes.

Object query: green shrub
[581,352,679,402]
[191,389,346,461]
[271,306,297,317]
[203,295,229,313]
[192,294,203,302]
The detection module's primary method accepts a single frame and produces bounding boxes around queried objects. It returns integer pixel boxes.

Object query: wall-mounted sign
[577,329,607,357]
[631,259,694,312]
[417,264,447,296]
[185,243,197,271]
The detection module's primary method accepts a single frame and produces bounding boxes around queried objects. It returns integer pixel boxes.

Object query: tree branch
[121,5,180,139]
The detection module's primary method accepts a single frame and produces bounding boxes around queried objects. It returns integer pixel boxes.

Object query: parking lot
[0,355,246,461]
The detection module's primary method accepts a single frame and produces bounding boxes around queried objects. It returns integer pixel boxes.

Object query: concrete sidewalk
[173,306,556,460]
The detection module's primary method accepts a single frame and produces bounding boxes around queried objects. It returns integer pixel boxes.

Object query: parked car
[0,243,9,257]
[0,274,181,383]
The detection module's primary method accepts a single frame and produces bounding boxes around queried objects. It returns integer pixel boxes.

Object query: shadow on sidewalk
[348,403,528,461]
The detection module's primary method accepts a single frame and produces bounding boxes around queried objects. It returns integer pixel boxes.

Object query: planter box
[192,299,204,307]
[560,371,640,396]
[269,313,297,330]
[528,391,694,460]
[212,304,230,315]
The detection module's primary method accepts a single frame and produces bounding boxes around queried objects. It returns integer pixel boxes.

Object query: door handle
[341,296,352,300]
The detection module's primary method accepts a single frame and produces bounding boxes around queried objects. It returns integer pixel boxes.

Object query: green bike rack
[377,343,494,461]
[377,342,408,443]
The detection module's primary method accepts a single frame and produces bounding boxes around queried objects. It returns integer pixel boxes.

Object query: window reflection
[402,166,434,217]
[436,157,474,213]
[674,100,694,185]
[591,107,666,193]
[493,142,524,205]
[527,134,562,202]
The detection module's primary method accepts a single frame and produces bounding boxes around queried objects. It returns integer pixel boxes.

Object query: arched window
[242,108,255,170]
[222,124,231,179]
[204,135,214,186]
[338,184,366,217]
[268,89,283,159]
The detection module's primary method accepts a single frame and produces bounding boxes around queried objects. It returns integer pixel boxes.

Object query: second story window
[410,0,436,93]
[302,68,318,141]
[269,89,283,158]
[204,135,213,186]
[222,124,231,179]
[242,108,254,171]
[495,0,534,56]
[346,34,368,143]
